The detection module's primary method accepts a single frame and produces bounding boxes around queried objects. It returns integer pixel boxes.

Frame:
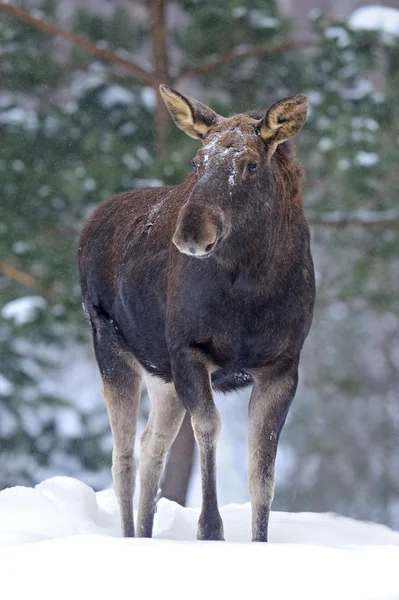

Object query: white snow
[136,146,153,163]
[135,178,163,188]
[0,107,38,130]
[338,157,351,171]
[355,151,379,166]
[325,26,351,47]
[146,198,166,229]
[351,117,379,132]
[118,121,136,136]
[122,153,139,170]
[70,66,107,96]
[202,132,224,164]
[349,6,399,39]
[1,296,47,325]
[201,131,248,197]
[329,301,350,321]
[307,90,323,106]
[141,87,156,109]
[0,373,14,395]
[12,159,25,172]
[318,137,334,152]
[1,476,399,600]
[83,177,97,192]
[341,77,373,100]
[232,6,247,19]
[100,85,134,108]
[248,10,279,29]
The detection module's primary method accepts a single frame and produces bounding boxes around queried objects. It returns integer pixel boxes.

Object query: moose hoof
[197,515,225,541]
[197,528,225,541]
[252,534,268,543]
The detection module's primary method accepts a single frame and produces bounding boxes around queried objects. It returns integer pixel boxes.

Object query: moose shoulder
[78,85,315,542]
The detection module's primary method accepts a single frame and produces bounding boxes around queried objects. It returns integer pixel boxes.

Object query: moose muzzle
[173,203,224,257]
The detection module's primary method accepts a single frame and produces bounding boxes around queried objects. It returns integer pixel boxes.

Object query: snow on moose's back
[0,477,398,600]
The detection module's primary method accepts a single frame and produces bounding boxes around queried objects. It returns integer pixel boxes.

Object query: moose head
[160,85,308,259]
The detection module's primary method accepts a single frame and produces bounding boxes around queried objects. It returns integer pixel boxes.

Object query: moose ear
[159,85,221,140]
[257,94,308,148]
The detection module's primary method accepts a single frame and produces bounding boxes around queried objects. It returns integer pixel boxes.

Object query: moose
[78,85,315,542]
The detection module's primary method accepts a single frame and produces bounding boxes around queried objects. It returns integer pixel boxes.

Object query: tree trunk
[161,413,195,506]
[148,0,171,159]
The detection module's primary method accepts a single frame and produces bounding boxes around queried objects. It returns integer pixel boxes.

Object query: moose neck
[214,184,305,287]
[216,199,298,281]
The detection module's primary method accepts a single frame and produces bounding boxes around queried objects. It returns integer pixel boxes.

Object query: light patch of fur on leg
[248,369,297,542]
[102,356,142,538]
[137,375,186,538]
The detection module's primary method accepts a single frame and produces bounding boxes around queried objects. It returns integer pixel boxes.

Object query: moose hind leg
[248,364,298,542]
[137,376,186,537]
[92,318,142,537]
[103,373,141,537]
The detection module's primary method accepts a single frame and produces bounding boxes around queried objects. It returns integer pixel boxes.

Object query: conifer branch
[177,39,318,80]
[307,209,399,228]
[0,263,59,302]
[0,2,153,84]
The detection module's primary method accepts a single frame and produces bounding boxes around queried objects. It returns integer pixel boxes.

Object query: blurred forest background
[1,0,398,529]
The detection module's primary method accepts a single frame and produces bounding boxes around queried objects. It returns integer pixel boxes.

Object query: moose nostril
[205,242,215,253]
[189,247,197,255]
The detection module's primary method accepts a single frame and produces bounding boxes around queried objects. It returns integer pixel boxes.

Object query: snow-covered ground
[1,477,398,600]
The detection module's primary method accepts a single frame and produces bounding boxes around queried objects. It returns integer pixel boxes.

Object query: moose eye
[247,163,258,173]
[191,161,198,172]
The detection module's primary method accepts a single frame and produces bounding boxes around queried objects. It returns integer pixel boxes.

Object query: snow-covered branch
[177,39,318,80]
[0,3,153,85]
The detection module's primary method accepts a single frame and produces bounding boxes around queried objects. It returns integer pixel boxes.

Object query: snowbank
[0,477,398,599]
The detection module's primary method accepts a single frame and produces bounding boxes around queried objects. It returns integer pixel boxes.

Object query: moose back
[78,85,315,542]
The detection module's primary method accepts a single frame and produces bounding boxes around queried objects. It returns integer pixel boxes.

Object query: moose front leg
[172,348,224,541]
[248,364,298,542]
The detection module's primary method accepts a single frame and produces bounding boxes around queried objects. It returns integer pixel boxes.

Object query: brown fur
[78,86,315,542]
